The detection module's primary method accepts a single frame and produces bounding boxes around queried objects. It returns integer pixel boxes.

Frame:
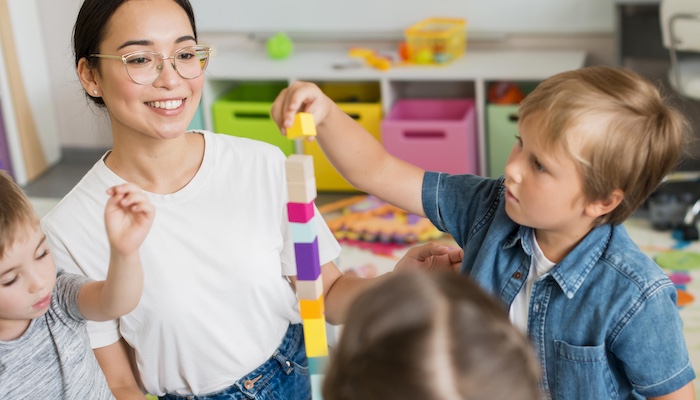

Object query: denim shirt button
[513,271,523,279]
[534,303,540,312]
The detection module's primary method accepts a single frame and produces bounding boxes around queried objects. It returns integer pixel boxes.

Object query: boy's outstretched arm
[78,183,155,321]
[291,243,463,324]
[271,81,426,216]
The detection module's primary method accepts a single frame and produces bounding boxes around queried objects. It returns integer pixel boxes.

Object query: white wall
[33,0,612,150]
[37,0,112,149]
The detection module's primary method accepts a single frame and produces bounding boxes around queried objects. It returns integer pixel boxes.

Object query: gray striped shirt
[0,269,115,399]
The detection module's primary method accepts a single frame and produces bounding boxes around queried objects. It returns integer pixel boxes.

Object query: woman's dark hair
[323,269,542,400]
[72,0,197,106]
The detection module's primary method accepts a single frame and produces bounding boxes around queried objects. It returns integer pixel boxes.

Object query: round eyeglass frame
[89,45,211,85]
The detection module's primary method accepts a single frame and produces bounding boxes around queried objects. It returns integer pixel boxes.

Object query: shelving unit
[202,48,587,179]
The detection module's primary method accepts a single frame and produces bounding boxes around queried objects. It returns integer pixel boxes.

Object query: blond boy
[0,171,154,399]
[271,66,696,399]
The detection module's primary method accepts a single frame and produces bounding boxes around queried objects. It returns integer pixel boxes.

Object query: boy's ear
[585,189,624,218]
[77,57,99,96]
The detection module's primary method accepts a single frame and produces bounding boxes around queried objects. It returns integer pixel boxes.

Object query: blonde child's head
[323,269,542,400]
[518,65,689,225]
[0,171,39,259]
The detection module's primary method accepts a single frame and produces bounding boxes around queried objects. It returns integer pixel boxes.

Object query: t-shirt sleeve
[613,284,695,396]
[54,268,90,321]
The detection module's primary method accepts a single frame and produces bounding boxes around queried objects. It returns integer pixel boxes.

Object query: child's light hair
[323,270,542,400]
[0,170,39,258]
[518,66,690,225]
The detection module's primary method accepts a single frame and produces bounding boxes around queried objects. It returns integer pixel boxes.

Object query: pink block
[288,201,315,223]
[381,99,478,175]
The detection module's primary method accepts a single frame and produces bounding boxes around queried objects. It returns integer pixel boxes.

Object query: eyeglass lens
[124,46,209,85]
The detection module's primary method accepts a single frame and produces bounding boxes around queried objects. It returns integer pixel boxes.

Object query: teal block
[291,218,318,243]
[308,356,328,374]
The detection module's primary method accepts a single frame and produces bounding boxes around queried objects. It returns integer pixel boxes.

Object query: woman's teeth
[148,99,183,109]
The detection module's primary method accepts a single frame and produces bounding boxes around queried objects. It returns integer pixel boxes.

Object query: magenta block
[381,99,477,175]
[288,201,315,223]
[295,238,321,280]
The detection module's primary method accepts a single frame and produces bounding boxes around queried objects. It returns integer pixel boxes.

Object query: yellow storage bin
[304,82,382,192]
[212,82,294,156]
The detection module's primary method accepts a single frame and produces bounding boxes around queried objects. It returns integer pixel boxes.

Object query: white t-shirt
[41,131,341,396]
[509,233,556,333]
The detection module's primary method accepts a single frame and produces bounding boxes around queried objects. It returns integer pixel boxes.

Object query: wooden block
[310,373,324,399]
[308,356,328,375]
[295,238,321,281]
[291,218,318,243]
[287,201,315,223]
[300,295,325,319]
[296,275,323,300]
[285,154,314,183]
[287,112,317,139]
[303,317,329,357]
[288,180,317,203]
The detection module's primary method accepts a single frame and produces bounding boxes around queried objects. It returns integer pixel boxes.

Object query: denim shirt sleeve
[611,282,695,397]
[422,172,504,246]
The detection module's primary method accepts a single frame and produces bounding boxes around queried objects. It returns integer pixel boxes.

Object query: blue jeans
[159,323,310,400]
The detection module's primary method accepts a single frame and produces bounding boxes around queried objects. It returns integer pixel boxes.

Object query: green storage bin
[486,104,519,178]
[212,82,294,156]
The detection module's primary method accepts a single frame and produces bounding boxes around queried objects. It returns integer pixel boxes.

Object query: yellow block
[300,296,325,319]
[303,317,329,357]
[287,112,317,139]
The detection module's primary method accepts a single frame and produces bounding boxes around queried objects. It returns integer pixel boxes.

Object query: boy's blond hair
[518,65,690,225]
[0,170,38,258]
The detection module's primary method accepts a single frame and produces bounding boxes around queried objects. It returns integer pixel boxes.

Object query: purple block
[288,201,315,223]
[295,238,321,280]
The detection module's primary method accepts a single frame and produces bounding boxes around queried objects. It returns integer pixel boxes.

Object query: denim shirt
[422,172,695,399]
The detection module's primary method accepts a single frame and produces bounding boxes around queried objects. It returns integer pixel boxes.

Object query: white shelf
[203,48,587,176]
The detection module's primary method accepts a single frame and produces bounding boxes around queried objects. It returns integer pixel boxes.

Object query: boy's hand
[394,242,463,274]
[104,183,155,255]
[270,81,332,137]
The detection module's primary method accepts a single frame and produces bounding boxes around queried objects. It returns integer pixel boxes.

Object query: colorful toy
[287,112,317,139]
[324,195,443,245]
[404,17,466,65]
[266,32,294,60]
[285,114,328,399]
[348,47,392,71]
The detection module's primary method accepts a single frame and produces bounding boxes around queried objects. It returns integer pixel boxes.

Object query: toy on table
[324,195,443,245]
[403,17,466,65]
[284,112,327,399]
[266,32,294,60]
[347,47,392,71]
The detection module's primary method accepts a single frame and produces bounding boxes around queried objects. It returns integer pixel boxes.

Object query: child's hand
[104,183,155,255]
[270,81,333,137]
[394,242,463,274]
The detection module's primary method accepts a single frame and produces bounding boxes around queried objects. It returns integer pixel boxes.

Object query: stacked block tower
[285,112,328,399]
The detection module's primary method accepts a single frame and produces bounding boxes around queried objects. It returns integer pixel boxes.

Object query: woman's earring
[93,90,98,96]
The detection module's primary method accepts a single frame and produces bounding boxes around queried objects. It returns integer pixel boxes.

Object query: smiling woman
[38,0,454,399]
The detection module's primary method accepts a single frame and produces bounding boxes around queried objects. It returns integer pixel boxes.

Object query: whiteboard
[190,0,615,35]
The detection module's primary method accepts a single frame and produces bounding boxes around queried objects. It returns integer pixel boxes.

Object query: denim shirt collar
[502,224,613,299]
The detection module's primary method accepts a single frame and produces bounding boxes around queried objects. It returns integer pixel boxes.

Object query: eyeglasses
[89,45,211,85]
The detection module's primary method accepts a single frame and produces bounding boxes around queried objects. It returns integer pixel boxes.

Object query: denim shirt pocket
[554,340,617,399]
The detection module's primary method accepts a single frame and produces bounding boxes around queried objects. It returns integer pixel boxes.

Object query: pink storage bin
[380,99,478,175]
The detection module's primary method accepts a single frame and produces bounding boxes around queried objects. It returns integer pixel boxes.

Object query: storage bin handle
[508,113,519,122]
[232,111,271,120]
[403,130,446,139]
